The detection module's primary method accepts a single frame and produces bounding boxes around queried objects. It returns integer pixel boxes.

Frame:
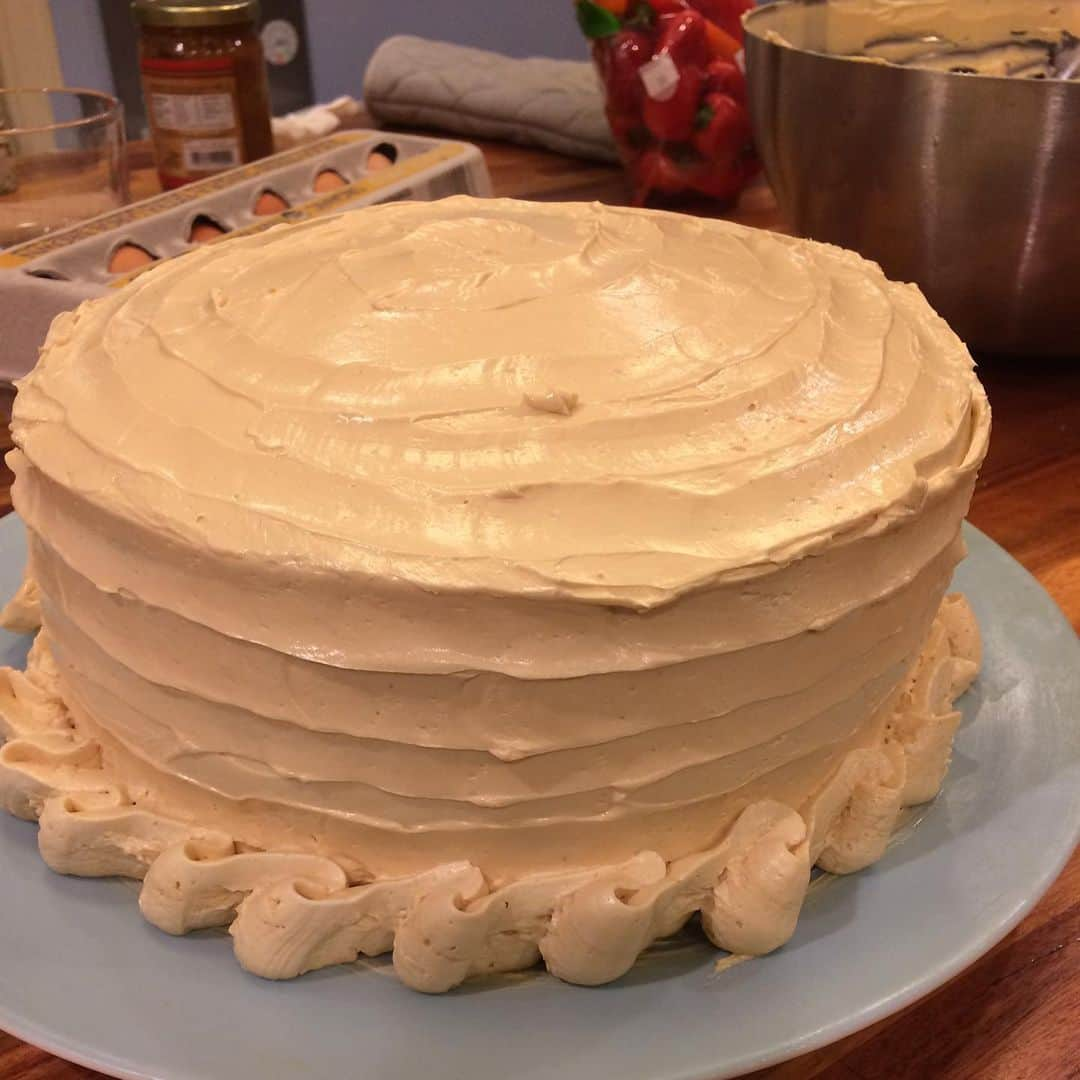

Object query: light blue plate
[0,515,1078,1080]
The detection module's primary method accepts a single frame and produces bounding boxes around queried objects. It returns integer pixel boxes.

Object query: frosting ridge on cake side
[0,596,979,990]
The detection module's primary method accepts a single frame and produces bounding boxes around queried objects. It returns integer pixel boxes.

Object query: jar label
[141,57,245,188]
[151,92,236,132]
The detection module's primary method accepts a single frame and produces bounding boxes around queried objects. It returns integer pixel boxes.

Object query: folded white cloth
[271,95,364,150]
[363,36,618,163]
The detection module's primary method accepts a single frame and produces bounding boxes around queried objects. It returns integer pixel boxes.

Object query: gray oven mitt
[363,35,618,164]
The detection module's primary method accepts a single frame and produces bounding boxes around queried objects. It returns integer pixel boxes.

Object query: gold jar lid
[132,0,260,27]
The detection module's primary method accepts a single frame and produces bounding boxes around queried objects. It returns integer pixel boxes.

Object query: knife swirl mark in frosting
[13,198,986,614]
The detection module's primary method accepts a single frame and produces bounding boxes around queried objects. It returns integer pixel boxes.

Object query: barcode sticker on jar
[152,92,236,132]
[182,137,241,171]
[140,57,246,188]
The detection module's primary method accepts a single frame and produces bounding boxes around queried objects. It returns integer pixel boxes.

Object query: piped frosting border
[0,594,980,993]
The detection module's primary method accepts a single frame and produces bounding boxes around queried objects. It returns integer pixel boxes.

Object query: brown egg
[253,190,289,216]
[189,216,227,244]
[366,151,394,172]
[313,169,347,193]
[108,243,156,275]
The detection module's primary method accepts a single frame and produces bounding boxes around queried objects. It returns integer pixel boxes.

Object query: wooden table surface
[2,138,1078,1080]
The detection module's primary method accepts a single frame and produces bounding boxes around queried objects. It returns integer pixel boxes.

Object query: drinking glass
[0,88,128,248]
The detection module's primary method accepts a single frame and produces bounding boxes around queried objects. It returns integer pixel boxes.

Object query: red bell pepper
[653,8,708,68]
[597,30,652,114]
[691,91,749,161]
[641,62,704,141]
[688,153,758,201]
[606,106,637,140]
[687,163,743,201]
[703,19,741,60]
[631,147,689,203]
[578,0,757,206]
[703,57,746,101]
[639,7,709,142]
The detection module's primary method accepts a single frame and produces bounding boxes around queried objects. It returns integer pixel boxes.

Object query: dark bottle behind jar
[132,0,273,189]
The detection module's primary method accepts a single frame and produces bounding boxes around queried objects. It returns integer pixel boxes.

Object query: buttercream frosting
[0,196,989,988]
[752,1,1080,79]
[0,599,979,989]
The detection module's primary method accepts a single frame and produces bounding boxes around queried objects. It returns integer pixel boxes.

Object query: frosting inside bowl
[749,0,1080,79]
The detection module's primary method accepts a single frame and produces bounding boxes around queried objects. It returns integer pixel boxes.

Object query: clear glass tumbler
[0,88,128,248]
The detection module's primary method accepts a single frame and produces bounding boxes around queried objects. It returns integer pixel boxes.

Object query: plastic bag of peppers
[577,0,758,205]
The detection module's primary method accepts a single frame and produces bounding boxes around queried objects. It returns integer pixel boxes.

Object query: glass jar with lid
[132,0,273,189]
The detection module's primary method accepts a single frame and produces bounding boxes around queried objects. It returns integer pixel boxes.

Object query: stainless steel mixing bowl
[743,1,1080,356]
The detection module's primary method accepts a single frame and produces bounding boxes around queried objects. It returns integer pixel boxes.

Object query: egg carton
[0,129,491,286]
